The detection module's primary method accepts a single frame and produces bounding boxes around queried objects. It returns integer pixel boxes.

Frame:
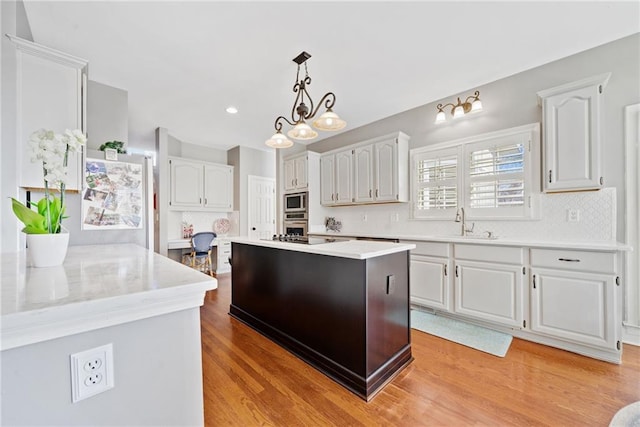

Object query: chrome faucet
[455,207,474,236]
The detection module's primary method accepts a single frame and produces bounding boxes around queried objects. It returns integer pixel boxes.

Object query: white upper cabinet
[204,163,233,210]
[10,35,87,191]
[283,152,310,193]
[537,73,611,192]
[170,158,203,208]
[335,150,354,204]
[320,154,335,205]
[169,157,233,211]
[354,145,375,203]
[320,149,353,205]
[321,131,409,206]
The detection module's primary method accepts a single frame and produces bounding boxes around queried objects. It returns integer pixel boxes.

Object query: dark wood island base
[229,241,413,401]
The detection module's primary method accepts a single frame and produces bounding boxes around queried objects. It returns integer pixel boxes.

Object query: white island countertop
[230,237,415,260]
[1,244,217,351]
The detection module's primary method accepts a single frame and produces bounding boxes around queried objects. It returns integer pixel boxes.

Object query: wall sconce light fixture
[435,90,483,124]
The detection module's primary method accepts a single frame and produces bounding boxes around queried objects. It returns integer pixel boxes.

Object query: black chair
[183,231,216,276]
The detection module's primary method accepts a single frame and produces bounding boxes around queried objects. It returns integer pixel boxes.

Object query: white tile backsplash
[319,187,616,242]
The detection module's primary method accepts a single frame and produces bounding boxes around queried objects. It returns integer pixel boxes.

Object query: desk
[167,238,230,274]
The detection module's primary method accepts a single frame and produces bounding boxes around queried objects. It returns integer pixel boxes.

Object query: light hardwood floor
[201,275,640,426]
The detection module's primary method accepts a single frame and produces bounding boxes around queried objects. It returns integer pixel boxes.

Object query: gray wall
[308,34,640,243]
[87,80,128,151]
[228,145,276,236]
[1,308,205,426]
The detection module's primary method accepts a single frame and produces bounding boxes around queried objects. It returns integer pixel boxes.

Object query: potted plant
[99,140,126,154]
[11,128,86,267]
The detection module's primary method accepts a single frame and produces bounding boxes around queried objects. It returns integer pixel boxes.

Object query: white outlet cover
[70,343,114,403]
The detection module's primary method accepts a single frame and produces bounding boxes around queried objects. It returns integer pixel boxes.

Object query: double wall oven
[284,192,308,236]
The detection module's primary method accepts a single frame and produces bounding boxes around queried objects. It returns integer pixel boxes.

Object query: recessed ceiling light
[226,106,238,114]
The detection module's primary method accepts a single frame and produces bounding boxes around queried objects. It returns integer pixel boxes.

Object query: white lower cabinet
[530,248,619,351]
[407,242,452,311]
[405,241,622,362]
[454,261,524,328]
[215,238,231,274]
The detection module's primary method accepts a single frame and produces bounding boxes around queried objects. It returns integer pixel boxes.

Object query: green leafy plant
[11,129,86,234]
[99,140,126,154]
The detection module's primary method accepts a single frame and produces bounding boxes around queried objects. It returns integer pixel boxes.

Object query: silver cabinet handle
[558,258,580,262]
[369,189,372,197]
[455,265,459,278]
[444,264,448,276]
[548,170,552,183]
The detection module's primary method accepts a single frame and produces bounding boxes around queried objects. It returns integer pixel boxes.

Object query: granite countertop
[1,243,217,351]
[230,237,415,260]
[308,232,631,252]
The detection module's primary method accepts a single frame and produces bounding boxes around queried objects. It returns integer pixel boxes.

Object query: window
[411,123,539,220]
[413,148,459,218]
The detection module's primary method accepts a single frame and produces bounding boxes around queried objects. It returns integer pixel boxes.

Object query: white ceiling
[22,1,640,152]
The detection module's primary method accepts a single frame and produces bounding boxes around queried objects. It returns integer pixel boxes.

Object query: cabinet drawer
[403,241,449,257]
[530,249,616,274]
[455,244,524,265]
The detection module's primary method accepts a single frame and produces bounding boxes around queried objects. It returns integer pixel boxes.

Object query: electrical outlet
[70,343,114,403]
[391,213,399,222]
[566,209,580,222]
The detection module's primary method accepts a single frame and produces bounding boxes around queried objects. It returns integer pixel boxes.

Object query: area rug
[410,310,512,357]
[610,401,640,427]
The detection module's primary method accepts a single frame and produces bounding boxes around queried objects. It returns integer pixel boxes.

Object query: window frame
[410,123,540,220]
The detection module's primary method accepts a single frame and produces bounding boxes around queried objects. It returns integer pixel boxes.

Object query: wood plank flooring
[201,275,640,426]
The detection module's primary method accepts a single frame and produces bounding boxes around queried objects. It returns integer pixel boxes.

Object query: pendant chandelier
[265,51,346,149]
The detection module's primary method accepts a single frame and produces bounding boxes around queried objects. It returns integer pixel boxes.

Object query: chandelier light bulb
[435,110,446,124]
[312,109,347,131]
[287,122,318,140]
[265,131,293,149]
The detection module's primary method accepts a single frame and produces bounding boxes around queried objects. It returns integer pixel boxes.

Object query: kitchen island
[229,237,415,400]
[1,244,216,426]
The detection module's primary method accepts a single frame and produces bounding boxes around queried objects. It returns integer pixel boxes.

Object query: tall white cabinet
[537,73,611,192]
[9,35,88,191]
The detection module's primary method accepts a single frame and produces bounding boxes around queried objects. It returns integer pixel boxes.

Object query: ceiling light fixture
[226,106,238,114]
[435,91,483,124]
[265,51,346,149]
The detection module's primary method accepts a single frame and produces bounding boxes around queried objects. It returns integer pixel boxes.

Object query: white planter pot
[26,232,70,268]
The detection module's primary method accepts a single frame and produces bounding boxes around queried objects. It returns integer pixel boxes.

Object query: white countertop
[230,237,415,260]
[1,244,217,351]
[309,232,631,252]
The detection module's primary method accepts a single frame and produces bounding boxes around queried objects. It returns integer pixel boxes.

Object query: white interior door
[248,175,275,240]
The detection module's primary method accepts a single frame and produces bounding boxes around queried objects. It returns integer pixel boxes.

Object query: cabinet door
[335,150,353,204]
[294,156,308,190]
[16,42,86,191]
[531,268,616,349]
[283,159,296,192]
[170,159,203,208]
[204,164,233,211]
[410,255,451,311]
[320,155,336,205]
[454,260,524,328]
[374,139,397,202]
[542,84,602,192]
[354,146,374,203]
